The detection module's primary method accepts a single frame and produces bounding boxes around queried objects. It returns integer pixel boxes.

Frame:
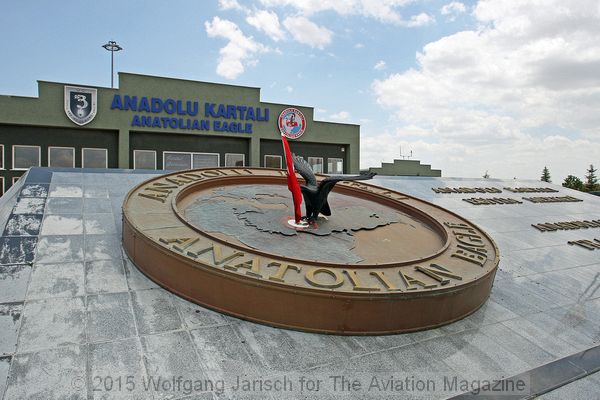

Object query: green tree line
[541,165,599,192]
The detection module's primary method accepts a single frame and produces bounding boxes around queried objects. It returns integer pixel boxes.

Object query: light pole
[102,40,123,88]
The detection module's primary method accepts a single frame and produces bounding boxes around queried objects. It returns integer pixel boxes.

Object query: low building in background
[367,158,442,177]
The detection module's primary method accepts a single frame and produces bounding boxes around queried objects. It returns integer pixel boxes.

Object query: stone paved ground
[0,169,599,399]
[536,370,600,399]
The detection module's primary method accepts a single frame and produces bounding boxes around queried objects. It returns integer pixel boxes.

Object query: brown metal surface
[122,167,500,335]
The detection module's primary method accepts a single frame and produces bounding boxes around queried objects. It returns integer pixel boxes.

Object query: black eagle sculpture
[292,154,376,222]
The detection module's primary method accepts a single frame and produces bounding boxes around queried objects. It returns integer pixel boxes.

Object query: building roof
[1,167,600,399]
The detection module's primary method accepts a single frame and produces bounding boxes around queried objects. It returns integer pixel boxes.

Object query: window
[0,145,4,169]
[12,145,41,170]
[49,147,75,168]
[163,151,220,170]
[308,157,323,174]
[193,153,219,168]
[164,152,192,170]
[133,150,157,169]
[225,153,245,167]
[328,158,344,174]
[264,155,282,169]
[12,175,22,185]
[0,177,3,196]
[82,148,108,168]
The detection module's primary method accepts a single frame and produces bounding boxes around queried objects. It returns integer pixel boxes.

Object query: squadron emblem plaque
[122,167,499,334]
[64,85,97,126]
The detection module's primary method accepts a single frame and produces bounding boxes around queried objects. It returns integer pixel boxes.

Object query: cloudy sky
[1,0,599,181]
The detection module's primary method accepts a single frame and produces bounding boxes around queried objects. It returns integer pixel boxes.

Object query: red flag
[281,135,303,223]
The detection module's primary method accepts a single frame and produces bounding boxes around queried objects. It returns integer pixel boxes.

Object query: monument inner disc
[180,183,445,265]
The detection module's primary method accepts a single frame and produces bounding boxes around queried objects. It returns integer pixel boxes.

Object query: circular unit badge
[122,167,499,335]
[278,107,306,139]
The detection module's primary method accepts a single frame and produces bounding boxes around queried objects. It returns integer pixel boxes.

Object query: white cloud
[355,43,365,49]
[204,17,268,79]
[441,1,466,22]
[405,13,435,27]
[218,0,242,10]
[285,85,293,92]
[374,60,387,70]
[329,111,351,121]
[441,1,466,15]
[368,0,600,180]
[246,10,286,41]
[283,16,333,49]
[259,0,431,26]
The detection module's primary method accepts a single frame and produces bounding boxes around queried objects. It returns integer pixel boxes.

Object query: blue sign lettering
[124,96,137,111]
[151,98,163,113]
[110,95,123,110]
[112,94,269,134]
[164,99,176,114]
[139,97,150,112]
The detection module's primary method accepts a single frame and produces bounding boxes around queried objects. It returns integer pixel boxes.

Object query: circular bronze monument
[122,167,499,334]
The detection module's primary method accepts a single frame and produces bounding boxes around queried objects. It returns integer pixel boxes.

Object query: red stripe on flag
[281,135,303,223]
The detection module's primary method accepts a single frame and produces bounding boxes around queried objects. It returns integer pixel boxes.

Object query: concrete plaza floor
[0,168,599,399]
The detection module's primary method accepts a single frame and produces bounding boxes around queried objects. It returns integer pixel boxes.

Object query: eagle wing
[317,172,377,205]
[292,154,317,187]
